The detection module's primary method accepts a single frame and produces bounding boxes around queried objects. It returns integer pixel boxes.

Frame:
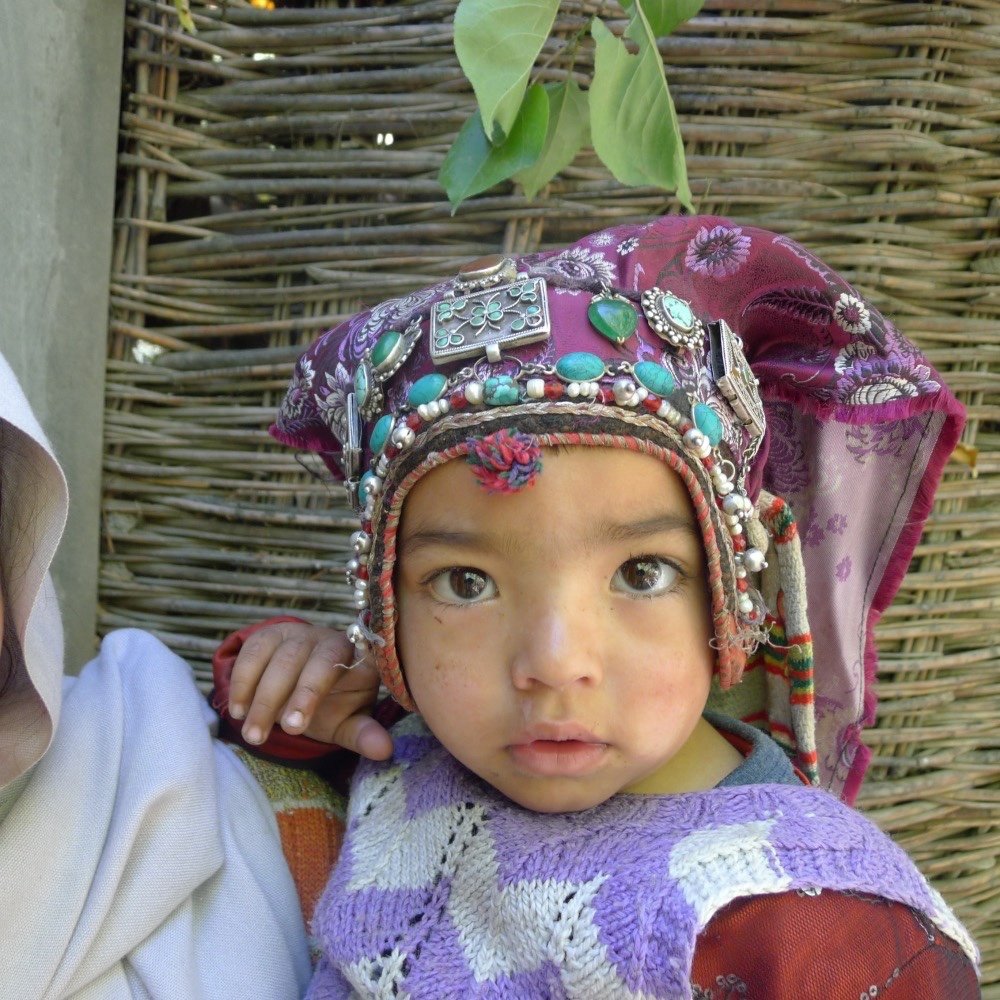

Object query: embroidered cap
[273,215,963,800]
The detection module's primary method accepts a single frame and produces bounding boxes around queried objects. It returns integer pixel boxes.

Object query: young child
[217,215,980,997]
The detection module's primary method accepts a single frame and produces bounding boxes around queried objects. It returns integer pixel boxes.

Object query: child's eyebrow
[399,513,698,557]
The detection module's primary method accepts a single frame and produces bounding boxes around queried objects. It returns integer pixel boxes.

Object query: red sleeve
[692,890,979,999]
[211,616,346,763]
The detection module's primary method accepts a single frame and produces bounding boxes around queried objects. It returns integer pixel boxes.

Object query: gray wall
[0,1,125,671]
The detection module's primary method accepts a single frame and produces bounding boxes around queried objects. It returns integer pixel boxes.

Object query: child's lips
[508,729,608,777]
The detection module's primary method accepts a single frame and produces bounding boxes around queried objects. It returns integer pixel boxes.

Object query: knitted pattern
[307,718,977,1000]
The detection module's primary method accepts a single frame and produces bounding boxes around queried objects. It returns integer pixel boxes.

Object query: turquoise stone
[693,403,724,446]
[555,352,605,383]
[369,413,393,454]
[407,373,448,406]
[588,296,637,344]
[354,364,369,409]
[634,361,675,397]
[483,375,520,406]
[371,330,402,371]
[661,293,694,330]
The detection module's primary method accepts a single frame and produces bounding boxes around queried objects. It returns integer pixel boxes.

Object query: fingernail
[285,710,304,729]
[230,703,246,721]
[243,725,263,745]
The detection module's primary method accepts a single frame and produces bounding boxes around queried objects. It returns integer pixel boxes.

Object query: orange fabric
[275,807,345,927]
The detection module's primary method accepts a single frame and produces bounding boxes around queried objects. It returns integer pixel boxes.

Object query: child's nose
[509,600,603,691]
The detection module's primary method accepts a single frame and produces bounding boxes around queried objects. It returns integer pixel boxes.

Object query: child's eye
[428,567,498,605]
[611,557,679,597]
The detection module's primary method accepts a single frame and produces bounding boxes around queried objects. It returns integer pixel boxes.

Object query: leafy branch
[440,0,704,212]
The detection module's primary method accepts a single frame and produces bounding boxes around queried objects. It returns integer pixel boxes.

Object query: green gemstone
[555,352,606,383]
[354,364,370,408]
[369,413,393,454]
[483,375,520,406]
[371,330,402,371]
[588,296,637,344]
[407,373,447,407]
[661,293,694,331]
[693,403,724,446]
[634,361,675,397]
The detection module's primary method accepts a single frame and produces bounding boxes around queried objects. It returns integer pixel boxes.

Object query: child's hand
[228,621,392,760]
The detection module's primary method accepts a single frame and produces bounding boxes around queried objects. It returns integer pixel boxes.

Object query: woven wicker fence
[105,0,999,987]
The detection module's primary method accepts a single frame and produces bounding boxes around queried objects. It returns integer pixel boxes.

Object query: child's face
[395,446,715,813]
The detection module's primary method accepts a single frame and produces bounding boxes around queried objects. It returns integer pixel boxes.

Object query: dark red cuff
[210,616,343,763]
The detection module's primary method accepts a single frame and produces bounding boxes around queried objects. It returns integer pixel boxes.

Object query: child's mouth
[508,738,608,777]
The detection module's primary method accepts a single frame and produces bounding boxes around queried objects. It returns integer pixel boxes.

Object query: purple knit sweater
[307,717,976,1000]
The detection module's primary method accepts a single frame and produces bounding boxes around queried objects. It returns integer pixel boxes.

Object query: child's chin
[499,779,616,815]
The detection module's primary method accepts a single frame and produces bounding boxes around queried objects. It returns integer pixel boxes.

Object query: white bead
[697,441,712,459]
[526,378,545,399]
[716,480,733,496]
[744,548,768,573]
[427,399,442,419]
[722,495,743,516]
[466,382,484,405]
[391,425,415,449]
[353,593,368,609]
[376,455,389,476]
[657,401,672,419]
[417,403,430,421]
[736,567,747,579]
[586,382,599,398]
[636,386,649,401]
[353,578,368,595]
[567,382,581,398]
[346,557,360,575]
[726,514,741,526]
[739,596,754,614]
[439,398,450,415]
[730,522,743,535]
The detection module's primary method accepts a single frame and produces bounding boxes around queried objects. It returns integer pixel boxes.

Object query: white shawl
[0,354,311,998]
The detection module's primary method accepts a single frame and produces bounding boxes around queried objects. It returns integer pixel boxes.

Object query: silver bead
[346,557,360,575]
[683,428,707,452]
[346,622,365,645]
[722,495,744,517]
[744,547,768,573]
[363,475,382,498]
[613,378,638,406]
[350,530,371,554]
[391,425,415,449]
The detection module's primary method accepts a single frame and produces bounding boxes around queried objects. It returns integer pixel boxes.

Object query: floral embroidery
[761,404,810,496]
[744,285,833,326]
[837,357,940,406]
[827,513,848,535]
[531,246,616,291]
[833,292,872,335]
[314,365,353,441]
[685,225,751,278]
[617,236,639,256]
[343,286,440,363]
[280,357,315,421]
[845,417,925,464]
[590,230,616,247]
[836,555,852,581]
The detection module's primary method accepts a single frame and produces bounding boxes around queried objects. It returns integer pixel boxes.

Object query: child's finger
[334,714,394,761]
[229,626,286,720]
[240,635,315,745]
[279,634,354,733]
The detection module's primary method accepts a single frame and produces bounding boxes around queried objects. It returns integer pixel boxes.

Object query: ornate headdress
[274,215,963,801]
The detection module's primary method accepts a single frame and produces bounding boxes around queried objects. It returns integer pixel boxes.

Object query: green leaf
[626,0,705,37]
[453,0,560,141]
[439,84,550,211]
[589,10,692,209]
[172,0,196,33]
[513,80,590,200]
